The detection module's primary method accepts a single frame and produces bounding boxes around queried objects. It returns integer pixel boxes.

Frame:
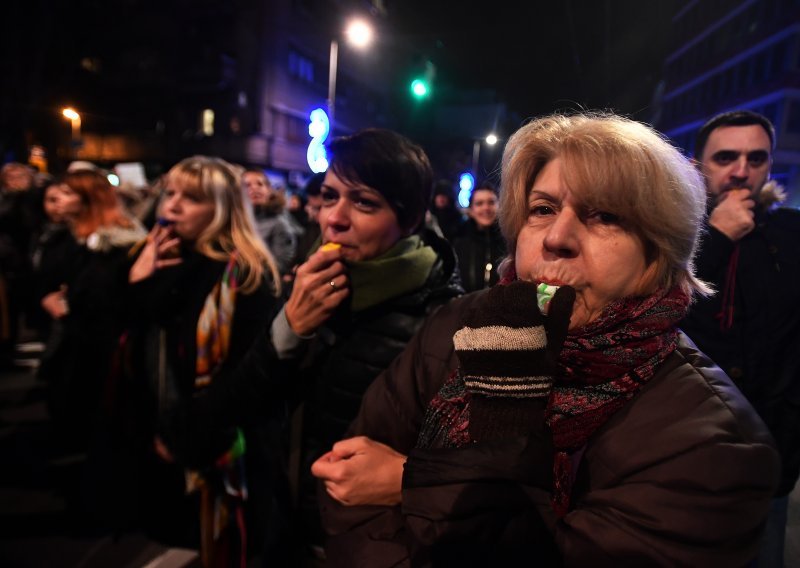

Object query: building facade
[659,0,800,205]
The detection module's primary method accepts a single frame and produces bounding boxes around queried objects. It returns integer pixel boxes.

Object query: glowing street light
[62,107,82,158]
[345,19,373,48]
[328,18,374,133]
[62,107,81,141]
[472,132,499,177]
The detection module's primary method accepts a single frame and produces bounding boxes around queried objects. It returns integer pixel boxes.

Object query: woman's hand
[311,436,407,506]
[129,224,182,283]
[41,285,69,319]
[284,247,349,336]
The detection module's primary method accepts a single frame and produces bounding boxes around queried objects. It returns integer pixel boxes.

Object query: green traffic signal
[410,79,429,99]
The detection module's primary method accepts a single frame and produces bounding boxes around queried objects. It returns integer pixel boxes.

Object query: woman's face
[319,170,403,262]
[515,158,654,329]
[243,172,271,206]
[43,184,66,223]
[58,184,84,220]
[161,178,216,242]
[469,189,498,228]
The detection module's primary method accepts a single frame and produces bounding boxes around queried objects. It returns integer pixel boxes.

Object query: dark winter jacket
[40,224,144,429]
[680,206,800,496]
[321,292,779,567]
[452,219,506,292]
[127,249,280,465]
[125,249,286,557]
[295,231,463,530]
[431,206,464,243]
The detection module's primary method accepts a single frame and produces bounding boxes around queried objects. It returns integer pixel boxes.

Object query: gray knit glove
[454,281,575,442]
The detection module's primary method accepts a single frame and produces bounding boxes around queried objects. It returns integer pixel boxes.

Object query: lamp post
[472,133,498,178]
[327,18,373,134]
[62,107,81,157]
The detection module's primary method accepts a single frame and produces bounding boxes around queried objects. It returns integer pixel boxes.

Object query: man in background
[681,110,800,567]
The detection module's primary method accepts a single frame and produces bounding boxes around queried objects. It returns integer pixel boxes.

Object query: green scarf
[343,235,437,312]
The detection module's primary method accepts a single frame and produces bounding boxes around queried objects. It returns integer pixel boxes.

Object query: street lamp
[328,18,373,134]
[62,107,81,142]
[472,133,498,178]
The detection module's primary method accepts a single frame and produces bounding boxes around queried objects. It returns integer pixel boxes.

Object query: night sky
[2,0,681,168]
[390,0,680,121]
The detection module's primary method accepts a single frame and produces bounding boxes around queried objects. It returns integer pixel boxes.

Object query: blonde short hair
[500,113,711,297]
[166,156,280,295]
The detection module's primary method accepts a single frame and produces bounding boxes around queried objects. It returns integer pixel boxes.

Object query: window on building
[763,102,780,128]
[767,41,788,81]
[288,49,315,83]
[286,114,307,144]
[786,101,800,134]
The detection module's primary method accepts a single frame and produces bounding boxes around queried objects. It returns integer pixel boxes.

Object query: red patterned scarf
[546,282,690,516]
[417,267,690,518]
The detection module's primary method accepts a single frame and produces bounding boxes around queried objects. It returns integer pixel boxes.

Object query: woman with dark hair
[270,128,464,554]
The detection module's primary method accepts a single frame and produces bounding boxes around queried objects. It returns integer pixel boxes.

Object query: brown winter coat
[320,292,780,567]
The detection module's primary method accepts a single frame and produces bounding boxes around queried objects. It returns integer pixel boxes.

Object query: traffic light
[410,79,429,99]
[409,60,436,100]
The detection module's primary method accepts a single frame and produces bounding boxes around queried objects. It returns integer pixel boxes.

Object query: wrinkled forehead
[539,154,623,214]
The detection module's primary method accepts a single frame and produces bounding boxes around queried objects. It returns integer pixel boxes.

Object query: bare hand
[41,285,69,319]
[311,436,406,506]
[129,224,182,283]
[284,248,349,336]
[709,189,755,241]
[153,436,175,463]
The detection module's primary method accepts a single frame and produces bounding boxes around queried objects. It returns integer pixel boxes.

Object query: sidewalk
[0,344,199,568]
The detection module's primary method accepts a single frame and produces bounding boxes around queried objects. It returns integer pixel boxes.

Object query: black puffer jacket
[680,206,800,496]
[297,231,463,517]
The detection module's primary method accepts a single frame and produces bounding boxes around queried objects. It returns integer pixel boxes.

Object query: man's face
[699,125,772,204]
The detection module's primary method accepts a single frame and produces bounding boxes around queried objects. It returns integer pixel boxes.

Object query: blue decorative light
[307,108,330,173]
[457,172,474,208]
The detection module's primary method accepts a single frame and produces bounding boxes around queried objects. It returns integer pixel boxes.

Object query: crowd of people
[0,109,797,567]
